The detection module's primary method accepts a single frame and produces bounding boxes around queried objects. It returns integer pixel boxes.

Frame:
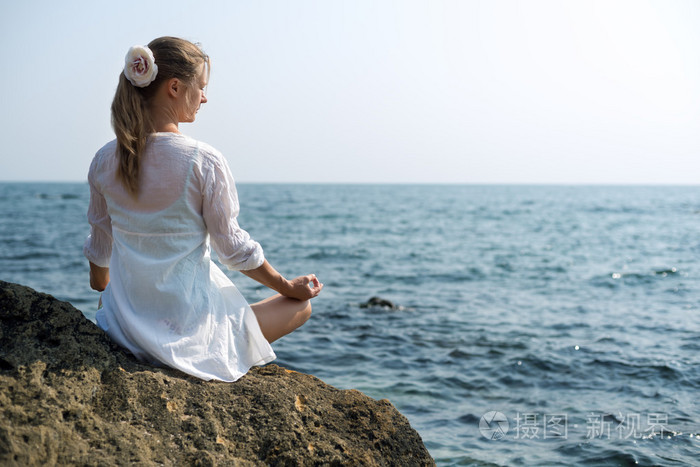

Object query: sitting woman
[84,36,323,382]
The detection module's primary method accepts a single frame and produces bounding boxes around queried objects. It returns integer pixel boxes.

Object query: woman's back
[91,133,204,216]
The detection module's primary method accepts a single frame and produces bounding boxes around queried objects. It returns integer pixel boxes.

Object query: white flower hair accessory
[124,46,158,87]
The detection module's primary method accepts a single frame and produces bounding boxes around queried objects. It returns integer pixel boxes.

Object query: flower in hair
[124,46,158,87]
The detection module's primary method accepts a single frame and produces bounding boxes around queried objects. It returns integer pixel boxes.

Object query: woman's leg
[250,294,312,343]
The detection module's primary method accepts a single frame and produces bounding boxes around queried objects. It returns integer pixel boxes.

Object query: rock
[359,296,401,310]
[0,280,434,466]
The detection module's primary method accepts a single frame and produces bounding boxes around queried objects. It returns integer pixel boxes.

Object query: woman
[84,36,323,382]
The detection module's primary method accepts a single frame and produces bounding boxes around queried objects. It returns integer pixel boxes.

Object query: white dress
[83,133,275,382]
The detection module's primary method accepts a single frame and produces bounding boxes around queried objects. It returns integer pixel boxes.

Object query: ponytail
[111,73,151,195]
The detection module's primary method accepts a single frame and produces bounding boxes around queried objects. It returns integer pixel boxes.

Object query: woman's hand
[89,262,110,292]
[241,261,323,301]
[281,274,323,301]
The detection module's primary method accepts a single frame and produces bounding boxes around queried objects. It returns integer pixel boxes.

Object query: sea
[1,182,699,466]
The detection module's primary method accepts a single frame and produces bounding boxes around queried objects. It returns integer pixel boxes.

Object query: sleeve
[200,150,265,271]
[82,156,113,267]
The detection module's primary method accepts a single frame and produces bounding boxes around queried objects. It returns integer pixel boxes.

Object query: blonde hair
[111,36,210,195]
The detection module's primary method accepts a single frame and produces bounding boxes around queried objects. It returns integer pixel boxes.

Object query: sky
[1,0,699,184]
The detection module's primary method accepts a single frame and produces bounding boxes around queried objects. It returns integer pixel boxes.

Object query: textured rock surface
[0,280,434,466]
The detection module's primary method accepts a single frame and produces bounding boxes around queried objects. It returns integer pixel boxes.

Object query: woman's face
[179,63,208,123]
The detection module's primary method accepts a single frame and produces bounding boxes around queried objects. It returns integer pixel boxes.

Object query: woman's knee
[298,301,312,325]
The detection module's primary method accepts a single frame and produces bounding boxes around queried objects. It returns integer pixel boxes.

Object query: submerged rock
[0,280,433,465]
[359,296,401,310]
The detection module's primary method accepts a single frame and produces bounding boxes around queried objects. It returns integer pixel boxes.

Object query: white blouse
[82,133,275,381]
[83,132,264,271]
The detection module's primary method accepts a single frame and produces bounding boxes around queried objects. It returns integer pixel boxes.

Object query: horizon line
[1,180,699,187]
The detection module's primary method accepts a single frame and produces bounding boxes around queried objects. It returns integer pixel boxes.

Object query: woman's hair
[111,36,210,195]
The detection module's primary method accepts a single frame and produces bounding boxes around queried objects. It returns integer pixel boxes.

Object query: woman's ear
[166,78,181,98]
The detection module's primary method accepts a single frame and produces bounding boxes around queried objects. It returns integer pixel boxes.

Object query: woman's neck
[148,96,181,134]
[150,113,180,134]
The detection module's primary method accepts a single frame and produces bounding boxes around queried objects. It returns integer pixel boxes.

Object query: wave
[0,252,61,261]
[589,267,683,288]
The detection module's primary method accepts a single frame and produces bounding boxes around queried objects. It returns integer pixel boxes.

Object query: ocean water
[1,182,699,466]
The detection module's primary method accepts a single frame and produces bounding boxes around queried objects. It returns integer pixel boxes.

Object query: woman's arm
[89,262,110,292]
[197,150,322,300]
[84,154,113,291]
[241,260,322,301]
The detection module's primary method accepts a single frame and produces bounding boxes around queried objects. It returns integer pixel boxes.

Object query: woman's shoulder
[151,133,223,162]
[194,138,224,163]
[184,136,229,171]
[89,139,118,172]
[93,139,117,160]
[170,135,233,192]
[97,139,118,154]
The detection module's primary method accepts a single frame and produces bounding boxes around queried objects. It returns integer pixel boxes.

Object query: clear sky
[1,0,699,184]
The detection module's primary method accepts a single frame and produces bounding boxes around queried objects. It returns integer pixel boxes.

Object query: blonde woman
[84,37,322,382]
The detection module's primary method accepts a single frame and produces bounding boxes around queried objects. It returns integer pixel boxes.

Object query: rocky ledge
[0,280,433,465]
